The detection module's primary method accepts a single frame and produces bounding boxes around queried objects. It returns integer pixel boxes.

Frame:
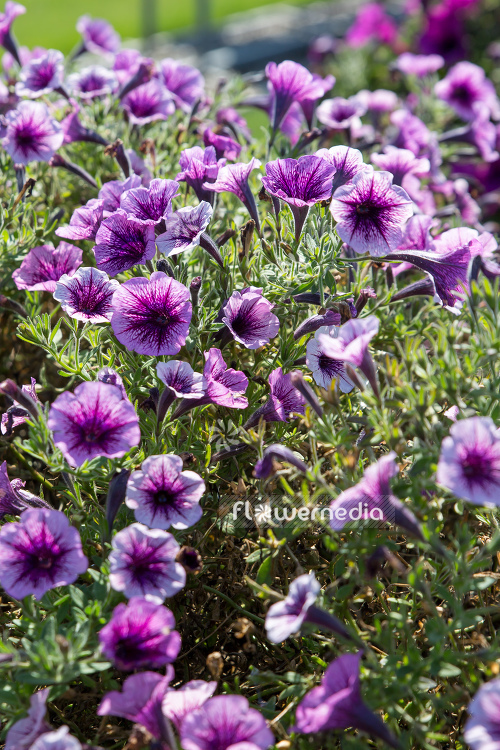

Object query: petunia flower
[109,522,186,602]
[371,146,430,188]
[345,3,397,47]
[48,381,140,467]
[216,107,252,141]
[97,367,129,400]
[15,49,64,99]
[395,52,444,77]
[316,96,366,131]
[0,2,25,65]
[436,416,500,507]
[75,15,120,56]
[121,78,175,126]
[176,146,226,204]
[98,175,142,213]
[5,688,51,750]
[254,444,308,479]
[434,61,500,121]
[262,155,336,241]
[354,88,398,113]
[203,128,242,161]
[126,454,205,530]
[265,59,332,132]
[56,199,104,242]
[318,316,380,395]
[119,178,179,225]
[244,367,306,429]
[156,360,206,423]
[66,65,118,100]
[1,378,38,437]
[99,597,181,671]
[98,670,174,742]
[314,145,369,194]
[2,100,63,164]
[159,58,205,111]
[180,695,274,750]
[330,169,413,256]
[294,652,401,748]
[203,158,261,233]
[464,677,500,750]
[156,202,212,256]
[329,452,424,539]
[0,508,88,600]
[53,266,119,323]
[13,242,82,292]
[390,109,433,156]
[432,226,497,257]
[113,48,142,84]
[162,681,216,730]
[306,326,355,392]
[94,209,156,276]
[0,460,50,519]
[294,309,341,340]
[110,272,192,357]
[30,727,81,750]
[221,286,279,349]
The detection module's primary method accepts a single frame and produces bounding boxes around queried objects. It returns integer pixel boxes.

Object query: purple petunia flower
[390,109,433,157]
[314,145,368,194]
[434,61,500,122]
[244,367,306,430]
[30,727,81,750]
[119,178,179,225]
[97,366,129,400]
[265,59,332,132]
[53,266,119,323]
[122,79,174,126]
[202,129,241,163]
[316,96,366,131]
[329,452,423,539]
[109,522,186,602]
[59,106,107,147]
[159,58,205,112]
[330,170,413,256]
[436,416,500,507]
[262,155,336,241]
[355,88,398,113]
[56,199,104,242]
[113,49,142,84]
[203,158,261,233]
[371,146,429,188]
[345,3,397,47]
[66,66,118,100]
[395,52,444,77]
[0,2,25,65]
[222,286,279,349]
[294,309,341,340]
[464,677,500,750]
[2,100,63,164]
[318,316,380,395]
[98,670,174,741]
[156,202,212,256]
[126,454,205,530]
[254,443,309,480]
[0,508,88,600]
[156,360,206,399]
[294,652,401,748]
[180,695,274,750]
[13,242,82,293]
[217,107,252,141]
[15,49,64,98]
[432,226,497,258]
[48,381,140,467]
[177,146,226,204]
[5,688,51,750]
[162,681,216,731]
[76,15,120,56]
[0,462,49,518]
[306,326,355,392]
[93,210,156,276]
[110,272,192,357]
[1,378,39,437]
[99,597,181,671]
[98,175,142,213]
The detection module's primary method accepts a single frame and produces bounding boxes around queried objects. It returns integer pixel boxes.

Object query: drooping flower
[13,242,82,293]
[294,309,341,339]
[0,508,88,600]
[329,452,423,539]
[345,3,398,47]
[244,367,306,429]
[316,96,366,131]
[464,677,500,750]
[262,156,336,240]
[318,316,380,395]
[176,146,226,204]
[66,65,118,100]
[330,170,413,256]
[48,381,140,467]
[98,175,142,213]
[53,266,119,323]
[93,210,156,276]
[156,202,212,256]
[126,454,205,531]
[203,158,261,232]
[2,100,63,164]
[265,59,332,132]
[254,444,309,480]
[30,727,81,750]
[99,597,181,671]
[221,286,279,349]
[109,522,186,602]
[156,360,206,400]
[56,199,104,242]
[159,58,205,111]
[15,49,64,98]
[306,326,355,392]
[434,61,500,121]
[162,681,216,730]
[121,79,175,126]
[5,688,51,750]
[119,178,179,225]
[0,461,50,520]
[436,416,500,507]
[1,379,39,437]
[110,272,192,357]
[76,15,120,56]
[180,695,274,750]
[98,670,174,741]
[314,145,368,194]
[395,52,445,77]
[294,652,401,749]
[0,2,25,65]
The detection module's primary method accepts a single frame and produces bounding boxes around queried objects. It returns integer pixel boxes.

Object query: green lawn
[15,0,313,54]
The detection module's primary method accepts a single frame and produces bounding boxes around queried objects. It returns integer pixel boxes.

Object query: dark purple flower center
[37,555,53,569]
[356,203,373,216]
[462,451,493,478]
[15,126,36,147]
[452,85,472,103]
[155,490,175,505]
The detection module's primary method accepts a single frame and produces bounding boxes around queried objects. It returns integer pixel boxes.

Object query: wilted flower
[76,15,120,56]
[395,52,444,77]
[464,677,500,750]
[316,96,366,131]
[56,199,104,242]
[99,597,181,671]
[162,681,216,730]
[1,378,39,437]
[221,286,279,349]
[330,170,413,256]
[48,381,140,467]
[30,727,81,750]
[434,61,500,121]
[345,3,397,47]
[110,272,192,357]
[314,145,368,193]
[159,58,205,111]
[15,49,64,98]
[306,326,355,392]
[204,158,261,233]
[265,59,333,132]
[126,454,205,530]
[244,367,306,429]
[2,100,63,164]
[176,146,226,204]
[0,508,88,600]
[94,210,156,276]
[156,202,212,256]
[121,79,175,126]
[66,65,118,100]
[13,242,82,293]
[109,522,186,602]
[119,178,179,225]
[180,695,274,750]
[254,443,309,479]
[53,266,119,323]
[5,688,51,750]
